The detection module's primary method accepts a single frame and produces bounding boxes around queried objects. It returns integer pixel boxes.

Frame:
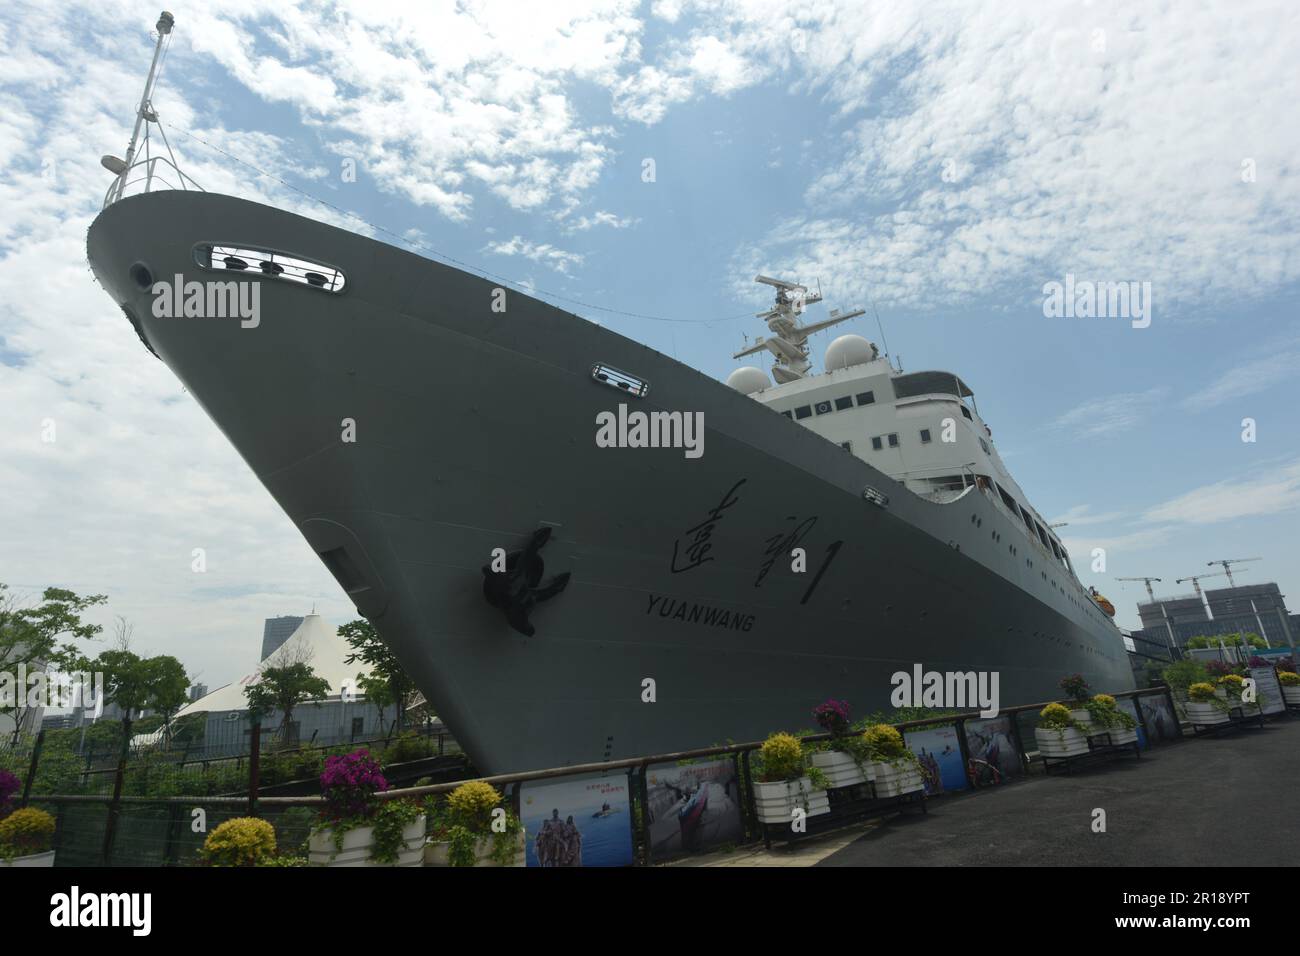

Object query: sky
[1,0,1298,692]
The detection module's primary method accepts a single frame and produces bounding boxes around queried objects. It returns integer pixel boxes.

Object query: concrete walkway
[664,716,1299,867]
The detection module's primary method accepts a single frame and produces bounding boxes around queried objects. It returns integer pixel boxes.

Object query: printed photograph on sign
[962,716,1022,785]
[521,773,634,868]
[1137,693,1179,744]
[644,758,744,861]
[904,725,969,795]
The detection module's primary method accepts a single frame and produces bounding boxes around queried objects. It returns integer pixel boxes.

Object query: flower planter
[751,778,830,825]
[1104,726,1139,747]
[1035,726,1090,758]
[1283,686,1300,706]
[0,850,55,868]
[811,750,869,788]
[1184,701,1230,726]
[869,760,925,798]
[308,816,426,867]
[425,829,526,867]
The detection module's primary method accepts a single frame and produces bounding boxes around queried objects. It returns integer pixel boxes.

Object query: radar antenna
[733,276,865,383]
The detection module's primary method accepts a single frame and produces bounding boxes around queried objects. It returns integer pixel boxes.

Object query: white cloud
[483,235,585,274]
[1049,388,1168,439]
[1143,460,1300,526]
[1048,504,1126,528]
[1184,348,1300,411]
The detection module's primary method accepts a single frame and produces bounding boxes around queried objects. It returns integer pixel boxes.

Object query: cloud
[1142,460,1300,526]
[1049,388,1168,439]
[1048,504,1126,528]
[1060,527,1174,557]
[1184,348,1300,410]
[483,235,585,274]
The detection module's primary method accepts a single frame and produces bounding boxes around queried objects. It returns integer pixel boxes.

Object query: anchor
[482,526,571,636]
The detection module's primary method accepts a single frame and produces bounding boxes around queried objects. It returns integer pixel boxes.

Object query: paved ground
[819,717,1299,867]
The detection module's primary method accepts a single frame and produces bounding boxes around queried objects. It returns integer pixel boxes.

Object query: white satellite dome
[726,366,770,394]
[825,334,878,371]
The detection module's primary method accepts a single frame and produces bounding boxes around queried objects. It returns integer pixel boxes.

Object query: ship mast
[103,11,174,203]
[733,275,864,383]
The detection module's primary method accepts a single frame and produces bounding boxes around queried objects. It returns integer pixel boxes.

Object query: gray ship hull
[87,191,1134,773]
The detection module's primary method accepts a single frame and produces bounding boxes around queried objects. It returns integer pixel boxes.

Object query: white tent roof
[177,614,371,717]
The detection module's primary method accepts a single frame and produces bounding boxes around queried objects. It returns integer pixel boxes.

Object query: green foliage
[369,799,424,864]
[863,724,907,758]
[1085,694,1136,730]
[446,781,501,830]
[426,786,522,867]
[243,662,331,738]
[1162,659,1210,694]
[0,806,56,858]
[379,732,429,765]
[1188,682,1218,702]
[757,732,805,782]
[0,585,106,741]
[1186,636,1210,649]
[340,619,417,732]
[1037,703,1076,730]
[200,817,277,867]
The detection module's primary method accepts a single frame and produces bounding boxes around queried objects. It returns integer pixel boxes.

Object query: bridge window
[795,405,812,420]
[887,433,899,448]
[835,395,854,411]
[872,436,883,450]
[920,428,932,443]
[960,406,972,421]
[855,391,875,406]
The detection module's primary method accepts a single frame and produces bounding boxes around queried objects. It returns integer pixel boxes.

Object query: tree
[244,663,331,744]
[144,656,190,746]
[339,619,417,732]
[355,672,395,736]
[0,584,106,744]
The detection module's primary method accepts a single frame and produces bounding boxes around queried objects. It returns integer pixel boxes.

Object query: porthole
[129,261,154,290]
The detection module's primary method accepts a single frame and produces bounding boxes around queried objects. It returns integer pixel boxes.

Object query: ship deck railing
[103,155,203,209]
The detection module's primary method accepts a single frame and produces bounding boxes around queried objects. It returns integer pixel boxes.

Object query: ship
[86,13,1134,773]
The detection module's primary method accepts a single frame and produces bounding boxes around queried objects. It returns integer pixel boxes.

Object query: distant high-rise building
[188,683,208,702]
[1134,581,1295,653]
[261,615,305,661]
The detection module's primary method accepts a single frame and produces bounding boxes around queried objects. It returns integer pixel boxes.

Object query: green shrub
[0,807,56,858]
[200,817,277,866]
[757,732,805,782]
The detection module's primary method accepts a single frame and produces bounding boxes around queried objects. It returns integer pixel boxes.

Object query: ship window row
[779,390,876,422]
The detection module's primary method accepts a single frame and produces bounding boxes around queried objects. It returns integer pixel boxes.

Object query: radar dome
[726,366,770,394]
[825,334,878,371]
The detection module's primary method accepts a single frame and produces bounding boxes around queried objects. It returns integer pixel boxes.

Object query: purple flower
[813,698,852,736]
[319,749,388,822]
[0,769,20,819]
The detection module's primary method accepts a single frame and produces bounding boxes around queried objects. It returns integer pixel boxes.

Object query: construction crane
[1174,571,1230,599]
[1115,576,1163,602]
[1206,558,1261,587]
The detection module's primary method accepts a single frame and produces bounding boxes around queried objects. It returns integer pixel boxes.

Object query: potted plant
[809,699,870,788]
[425,781,525,867]
[751,732,830,824]
[1184,682,1231,725]
[1215,674,1260,713]
[1280,671,1300,706]
[862,724,924,797]
[1084,694,1138,746]
[1034,702,1090,757]
[199,816,305,866]
[307,749,425,867]
[0,807,56,867]
[1058,674,1093,727]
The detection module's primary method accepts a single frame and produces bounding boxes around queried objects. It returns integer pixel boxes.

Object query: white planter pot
[811,750,869,788]
[1282,686,1300,705]
[1213,687,1229,700]
[1105,726,1139,746]
[1035,726,1090,757]
[1184,701,1230,725]
[1067,708,1091,725]
[308,816,426,867]
[869,759,924,797]
[425,829,526,867]
[752,777,830,824]
[0,849,55,868]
